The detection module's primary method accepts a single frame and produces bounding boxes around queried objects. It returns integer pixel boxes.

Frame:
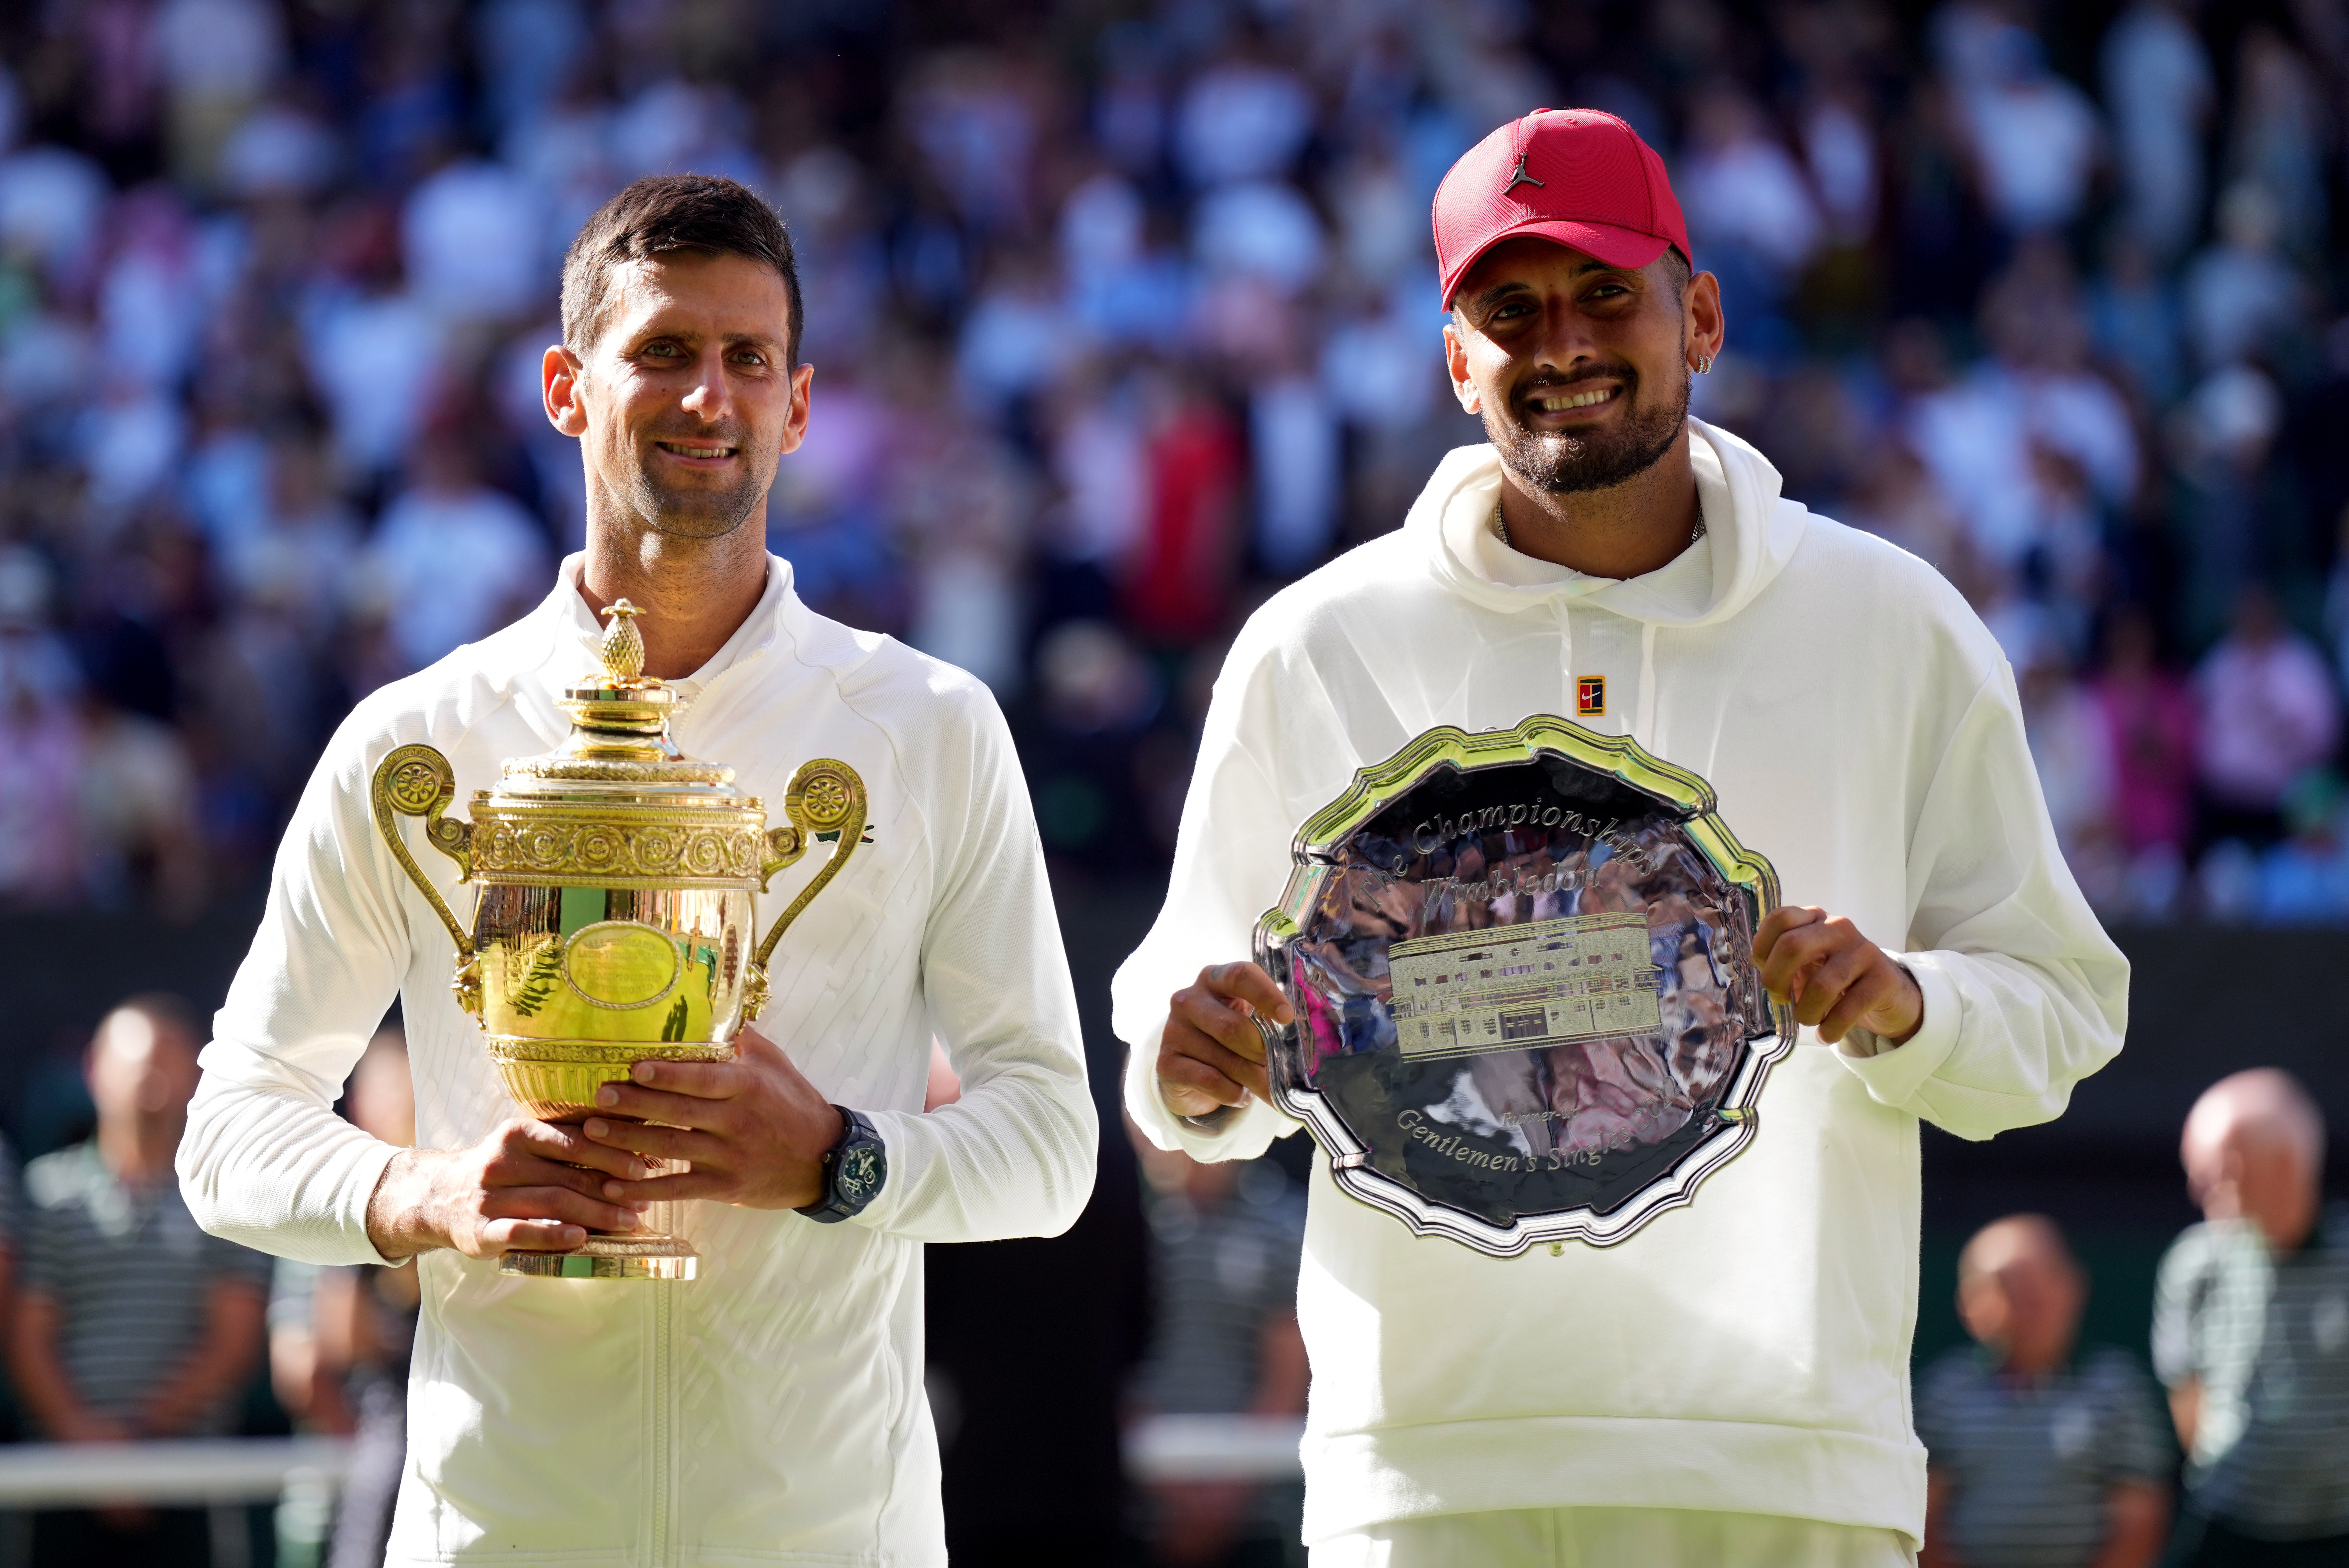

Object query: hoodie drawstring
[1636,621,1658,750]
[1556,599,1574,716]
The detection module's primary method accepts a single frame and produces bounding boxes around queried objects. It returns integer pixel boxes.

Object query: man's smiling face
[1444,237,1705,496]
[572,248,811,539]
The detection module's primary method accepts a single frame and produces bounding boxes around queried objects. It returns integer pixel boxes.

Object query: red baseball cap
[1433,109,1692,306]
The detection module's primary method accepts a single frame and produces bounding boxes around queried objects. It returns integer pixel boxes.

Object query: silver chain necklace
[1493,497,1706,553]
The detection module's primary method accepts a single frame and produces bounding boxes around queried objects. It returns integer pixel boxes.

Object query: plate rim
[1255,714,1796,1257]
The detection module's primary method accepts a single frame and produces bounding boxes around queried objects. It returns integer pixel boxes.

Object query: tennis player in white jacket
[1115,110,2127,1565]
[178,175,1096,1564]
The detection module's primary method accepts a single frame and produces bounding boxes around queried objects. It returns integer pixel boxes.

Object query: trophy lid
[496,599,740,797]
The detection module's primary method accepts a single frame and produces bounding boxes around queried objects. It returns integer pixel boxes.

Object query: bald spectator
[1918,1215,2172,1568]
[9,997,271,1568]
[2154,1070,2349,1562]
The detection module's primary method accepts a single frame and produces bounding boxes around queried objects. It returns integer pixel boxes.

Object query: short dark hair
[560,174,804,367]
[1660,247,1691,294]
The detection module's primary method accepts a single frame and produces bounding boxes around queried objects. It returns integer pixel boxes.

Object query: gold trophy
[369,601,865,1280]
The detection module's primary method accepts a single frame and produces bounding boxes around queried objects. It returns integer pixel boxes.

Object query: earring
[1693,352,1715,375]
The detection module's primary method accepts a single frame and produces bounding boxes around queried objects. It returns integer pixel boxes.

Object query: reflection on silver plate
[1253,716,1795,1256]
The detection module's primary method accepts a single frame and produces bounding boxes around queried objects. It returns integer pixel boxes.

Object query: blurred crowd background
[4,0,2349,922]
[4,1,2349,1566]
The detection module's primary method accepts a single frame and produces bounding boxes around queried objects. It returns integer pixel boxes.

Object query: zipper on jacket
[652,1278,675,1565]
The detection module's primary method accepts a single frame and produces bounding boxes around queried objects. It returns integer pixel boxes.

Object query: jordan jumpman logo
[1505,153,1545,195]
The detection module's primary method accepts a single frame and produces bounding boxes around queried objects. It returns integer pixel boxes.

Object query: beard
[605,422,772,540]
[1483,362,1689,496]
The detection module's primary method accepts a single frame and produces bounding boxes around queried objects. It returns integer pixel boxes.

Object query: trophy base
[501,1237,698,1281]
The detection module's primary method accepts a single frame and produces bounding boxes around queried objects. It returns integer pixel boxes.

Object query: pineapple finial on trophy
[600,598,647,682]
[552,599,680,762]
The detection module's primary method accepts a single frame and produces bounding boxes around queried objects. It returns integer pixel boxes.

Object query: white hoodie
[1113,423,2127,1546]
[180,556,1097,1566]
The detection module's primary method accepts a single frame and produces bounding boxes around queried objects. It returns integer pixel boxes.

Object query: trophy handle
[744,759,868,1021]
[370,743,481,1013]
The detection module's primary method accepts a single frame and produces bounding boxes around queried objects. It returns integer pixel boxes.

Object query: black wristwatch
[796,1106,886,1225]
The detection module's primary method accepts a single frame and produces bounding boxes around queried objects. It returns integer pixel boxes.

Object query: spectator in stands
[2088,232,2185,408]
[268,1027,416,1568]
[264,1223,345,1566]
[2021,639,2120,907]
[0,548,85,907]
[2255,771,2349,924]
[2100,0,2213,266]
[2192,586,2339,851]
[2155,1070,2349,1561]
[318,1031,417,1566]
[9,995,271,1568]
[1121,371,1243,647]
[75,692,206,917]
[2228,31,2329,267]
[2184,185,2313,375]
[1675,85,1822,336]
[1918,1215,2171,1568]
[219,433,362,645]
[2325,509,2349,698]
[1912,247,2137,585]
[354,425,551,676]
[1128,1134,1307,1568]
[1940,5,2105,238]
[2092,608,2196,918]
[3,2,2349,930]
[0,1129,18,1437]
[1010,619,1166,867]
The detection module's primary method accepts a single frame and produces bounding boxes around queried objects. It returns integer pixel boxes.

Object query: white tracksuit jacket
[1113,422,2129,1547]
[179,556,1097,1566]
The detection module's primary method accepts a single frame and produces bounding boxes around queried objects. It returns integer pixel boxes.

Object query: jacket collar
[496,553,801,718]
[1408,418,1809,628]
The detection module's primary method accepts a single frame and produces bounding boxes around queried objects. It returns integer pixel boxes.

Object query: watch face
[837,1142,884,1203]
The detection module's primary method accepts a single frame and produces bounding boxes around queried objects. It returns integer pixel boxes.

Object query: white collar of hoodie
[1418,417,1809,629]
[1449,444,1724,619]
[548,551,791,707]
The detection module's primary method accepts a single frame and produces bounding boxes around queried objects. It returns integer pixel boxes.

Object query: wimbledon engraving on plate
[1389,912,1661,1058]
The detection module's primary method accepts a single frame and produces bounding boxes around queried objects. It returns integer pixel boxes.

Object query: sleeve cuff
[1120,1018,1287,1161]
[341,1139,406,1268]
[1832,952,1962,1110]
[843,1105,914,1231]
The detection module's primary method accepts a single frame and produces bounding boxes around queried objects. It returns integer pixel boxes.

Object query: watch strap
[796,1106,881,1225]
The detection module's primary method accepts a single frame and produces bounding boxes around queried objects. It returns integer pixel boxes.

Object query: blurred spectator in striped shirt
[2155,1070,2349,1562]
[1128,1133,1307,1568]
[7,996,270,1568]
[1918,1214,2172,1568]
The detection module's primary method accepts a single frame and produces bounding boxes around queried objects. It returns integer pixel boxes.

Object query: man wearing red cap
[1114,110,2127,1564]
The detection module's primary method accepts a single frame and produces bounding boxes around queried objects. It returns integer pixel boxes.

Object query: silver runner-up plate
[1253,716,1796,1256]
